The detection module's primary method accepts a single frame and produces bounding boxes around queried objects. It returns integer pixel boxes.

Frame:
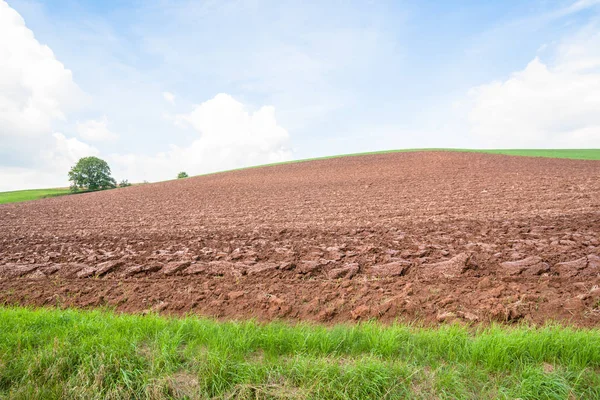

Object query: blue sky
[1,0,600,190]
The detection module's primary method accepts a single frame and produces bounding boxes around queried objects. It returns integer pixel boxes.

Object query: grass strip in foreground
[0,307,599,399]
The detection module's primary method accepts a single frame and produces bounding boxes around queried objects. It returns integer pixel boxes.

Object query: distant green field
[1,307,599,399]
[1,149,598,205]
[455,148,600,160]
[0,188,71,205]
[293,148,600,163]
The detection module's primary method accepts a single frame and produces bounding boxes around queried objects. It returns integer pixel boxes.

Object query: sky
[1,0,600,191]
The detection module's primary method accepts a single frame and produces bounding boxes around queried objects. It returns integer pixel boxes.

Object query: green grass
[2,149,598,205]
[449,148,600,160]
[0,188,71,205]
[1,306,599,399]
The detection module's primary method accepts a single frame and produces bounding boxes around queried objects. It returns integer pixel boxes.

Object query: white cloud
[0,133,98,190]
[0,0,83,138]
[76,116,118,141]
[0,0,95,191]
[36,132,99,187]
[162,91,175,105]
[560,0,600,16]
[0,1,291,189]
[111,93,292,182]
[468,27,600,148]
[43,132,99,166]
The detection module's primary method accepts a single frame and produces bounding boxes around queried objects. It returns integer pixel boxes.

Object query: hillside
[1,151,599,325]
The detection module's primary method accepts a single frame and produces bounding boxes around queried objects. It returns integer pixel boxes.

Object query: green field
[0,188,71,205]
[451,148,600,160]
[1,307,599,399]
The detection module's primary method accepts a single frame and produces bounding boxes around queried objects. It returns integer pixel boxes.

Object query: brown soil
[1,151,599,326]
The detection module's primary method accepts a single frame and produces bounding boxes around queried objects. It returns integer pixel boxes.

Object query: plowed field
[1,151,599,325]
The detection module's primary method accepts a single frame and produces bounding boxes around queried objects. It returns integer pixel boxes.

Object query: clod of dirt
[500,256,549,276]
[279,262,295,271]
[588,286,600,300]
[76,266,97,278]
[588,255,600,269]
[27,270,47,279]
[456,311,479,322]
[554,254,600,278]
[247,263,279,275]
[0,264,38,279]
[436,311,457,322]
[368,261,410,277]
[324,247,344,261]
[554,257,587,278]
[61,263,90,278]
[563,297,586,312]
[351,305,370,320]
[316,308,336,322]
[506,304,525,321]
[41,264,60,276]
[477,277,492,289]
[227,291,245,300]
[420,253,469,278]
[207,261,244,278]
[182,264,206,275]
[151,301,170,312]
[122,263,164,277]
[162,261,191,276]
[298,260,325,274]
[95,260,124,276]
[327,263,359,279]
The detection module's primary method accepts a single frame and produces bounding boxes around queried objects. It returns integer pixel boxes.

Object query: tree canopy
[68,157,117,192]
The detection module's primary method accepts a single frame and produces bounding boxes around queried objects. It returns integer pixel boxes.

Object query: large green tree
[68,157,117,192]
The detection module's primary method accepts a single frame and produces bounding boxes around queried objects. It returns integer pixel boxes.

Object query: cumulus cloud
[76,117,118,141]
[111,93,292,182]
[0,1,292,190]
[43,133,99,166]
[162,91,175,104]
[468,27,600,148]
[0,0,95,191]
[0,133,98,190]
[0,0,82,137]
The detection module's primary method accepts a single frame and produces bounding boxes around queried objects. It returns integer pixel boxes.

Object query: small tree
[177,171,189,179]
[68,156,117,192]
[119,179,132,188]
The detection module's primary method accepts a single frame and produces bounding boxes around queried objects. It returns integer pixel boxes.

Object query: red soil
[1,151,599,325]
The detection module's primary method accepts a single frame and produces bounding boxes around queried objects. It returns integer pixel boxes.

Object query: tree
[119,179,132,188]
[68,157,117,192]
[177,171,189,179]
